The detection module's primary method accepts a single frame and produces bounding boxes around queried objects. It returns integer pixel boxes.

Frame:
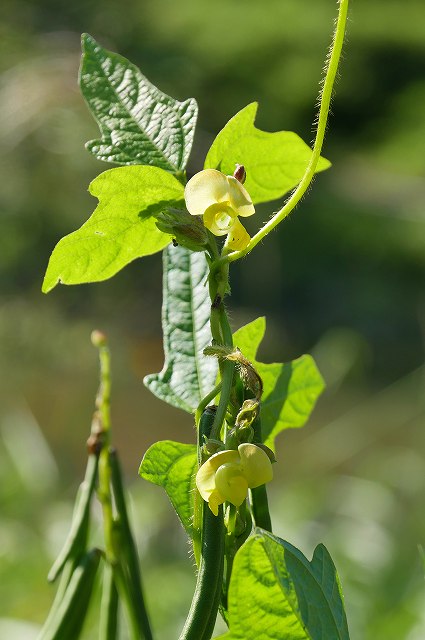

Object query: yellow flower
[196,443,273,516]
[184,169,255,250]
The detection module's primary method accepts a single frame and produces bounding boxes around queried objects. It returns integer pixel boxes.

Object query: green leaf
[233,317,324,450]
[218,529,350,640]
[42,165,183,292]
[204,102,330,204]
[144,244,218,413]
[139,440,197,535]
[80,33,198,170]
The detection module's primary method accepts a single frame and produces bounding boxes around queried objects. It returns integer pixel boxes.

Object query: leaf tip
[41,274,57,294]
[81,32,97,53]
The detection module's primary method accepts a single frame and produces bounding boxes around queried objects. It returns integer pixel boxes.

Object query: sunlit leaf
[139,440,197,535]
[80,34,198,170]
[233,317,324,450]
[42,166,183,292]
[144,244,218,413]
[205,102,330,204]
[217,529,350,640]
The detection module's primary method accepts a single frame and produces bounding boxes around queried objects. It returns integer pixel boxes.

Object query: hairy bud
[156,208,209,252]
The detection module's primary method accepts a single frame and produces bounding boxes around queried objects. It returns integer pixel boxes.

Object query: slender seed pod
[109,448,153,640]
[179,405,225,640]
[48,453,99,582]
[250,415,272,532]
[99,562,119,640]
[38,548,101,640]
[250,484,272,532]
[193,405,218,565]
[198,405,218,464]
[179,504,225,640]
[40,558,77,631]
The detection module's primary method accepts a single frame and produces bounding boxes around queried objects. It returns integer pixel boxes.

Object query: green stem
[208,260,235,442]
[184,252,234,635]
[219,307,233,347]
[211,0,350,268]
[209,361,234,441]
[94,339,116,564]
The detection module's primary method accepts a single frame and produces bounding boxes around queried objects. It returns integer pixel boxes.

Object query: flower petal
[204,203,237,236]
[238,443,273,488]
[215,463,248,507]
[208,489,225,516]
[227,176,255,217]
[196,449,240,502]
[225,218,251,251]
[185,169,230,216]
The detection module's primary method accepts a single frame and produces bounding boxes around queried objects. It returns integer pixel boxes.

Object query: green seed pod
[48,453,98,583]
[38,548,102,640]
[109,449,153,640]
[198,405,218,465]
[179,503,224,640]
[99,562,119,640]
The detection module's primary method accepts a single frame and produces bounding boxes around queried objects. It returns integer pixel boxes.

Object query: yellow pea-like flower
[184,169,255,250]
[196,443,273,516]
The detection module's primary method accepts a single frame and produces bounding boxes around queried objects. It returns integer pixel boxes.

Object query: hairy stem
[212,0,350,268]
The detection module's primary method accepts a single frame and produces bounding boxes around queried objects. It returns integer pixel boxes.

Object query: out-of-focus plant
[37,1,352,638]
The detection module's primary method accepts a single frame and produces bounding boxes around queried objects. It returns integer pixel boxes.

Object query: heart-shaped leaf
[205,103,330,204]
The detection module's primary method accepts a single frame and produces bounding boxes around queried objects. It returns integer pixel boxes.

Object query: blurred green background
[1,0,425,638]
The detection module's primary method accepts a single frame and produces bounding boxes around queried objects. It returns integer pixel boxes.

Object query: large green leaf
[233,317,324,450]
[204,102,330,204]
[217,529,350,640]
[144,244,218,413]
[80,33,198,170]
[139,440,197,535]
[42,166,183,292]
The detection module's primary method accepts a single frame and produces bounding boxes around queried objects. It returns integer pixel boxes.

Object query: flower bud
[235,399,259,430]
[233,164,246,184]
[236,425,254,444]
[202,438,225,456]
[156,208,209,252]
[91,330,107,347]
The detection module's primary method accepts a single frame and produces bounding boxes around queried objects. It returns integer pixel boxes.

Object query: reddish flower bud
[233,164,246,184]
